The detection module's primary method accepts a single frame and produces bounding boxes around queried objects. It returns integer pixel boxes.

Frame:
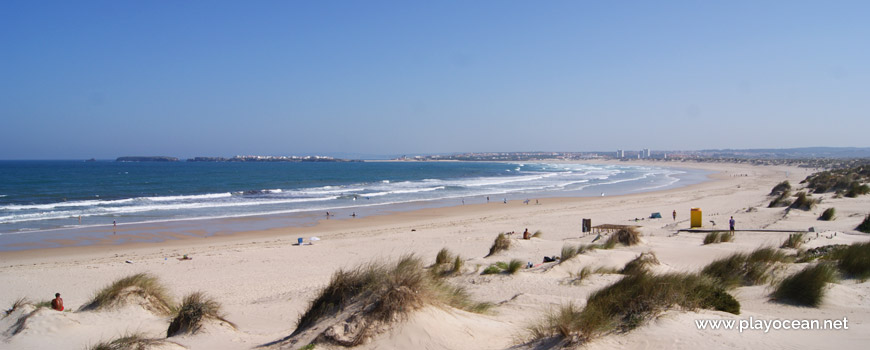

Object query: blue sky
[1,1,868,159]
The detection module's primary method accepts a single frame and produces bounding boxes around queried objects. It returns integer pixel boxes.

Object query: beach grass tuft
[771,264,838,307]
[720,231,734,243]
[602,227,641,249]
[837,241,870,280]
[167,292,235,337]
[768,190,793,208]
[482,259,524,275]
[532,230,543,238]
[703,232,721,245]
[528,271,738,343]
[620,252,660,275]
[486,233,511,257]
[780,233,805,249]
[770,181,792,196]
[560,245,579,262]
[5,298,29,317]
[819,208,836,221]
[81,273,173,314]
[435,248,452,265]
[701,247,788,288]
[293,254,490,342]
[89,333,169,350]
[789,191,817,211]
[857,215,870,233]
[845,183,870,198]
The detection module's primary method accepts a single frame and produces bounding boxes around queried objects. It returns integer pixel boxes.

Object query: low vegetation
[703,231,733,245]
[90,333,170,350]
[768,190,793,208]
[620,252,660,275]
[771,264,838,307]
[836,241,870,280]
[819,208,836,221]
[781,233,806,249]
[796,244,848,263]
[601,227,641,249]
[532,230,543,238]
[770,180,791,196]
[293,255,491,344]
[81,273,173,314]
[431,248,463,276]
[858,215,870,234]
[701,247,788,288]
[529,271,739,343]
[4,298,30,317]
[789,191,817,211]
[481,259,524,275]
[167,292,235,337]
[486,233,511,257]
[802,165,870,195]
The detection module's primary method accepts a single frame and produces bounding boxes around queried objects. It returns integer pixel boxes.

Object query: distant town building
[643,148,651,158]
[616,149,624,158]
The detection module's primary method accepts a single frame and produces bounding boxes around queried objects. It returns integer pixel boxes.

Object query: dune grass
[720,231,734,243]
[770,180,791,196]
[857,215,870,233]
[768,190,793,208]
[529,271,739,343]
[620,252,660,275]
[90,333,168,350]
[81,273,173,314]
[5,298,30,317]
[435,248,452,265]
[167,292,235,337]
[701,247,788,288]
[845,183,870,198]
[771,264,838,307]
[837,241,870,280]
[532,230,543,238]
[789,191,817,211]
[781,233,806,249]
[601,227,641,249]
[482,259,524,275]
[568,267,594,285]
[560,245,579,262]
[703,232,723,245]
[293,255,491,340]
[819,208,836,221]
[486,233,511,257]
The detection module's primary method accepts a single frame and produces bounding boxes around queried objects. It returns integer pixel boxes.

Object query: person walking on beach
[672,210,676,221]
[51,293,64,311]
[729,216,736,234]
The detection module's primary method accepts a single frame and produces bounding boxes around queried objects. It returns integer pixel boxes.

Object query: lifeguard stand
[690,208,702,228]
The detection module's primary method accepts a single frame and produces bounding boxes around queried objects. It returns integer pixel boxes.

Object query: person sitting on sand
[523,228,530,240]
[51,293,64,311]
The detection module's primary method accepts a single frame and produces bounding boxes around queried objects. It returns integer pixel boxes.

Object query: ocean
[0,160,709,250]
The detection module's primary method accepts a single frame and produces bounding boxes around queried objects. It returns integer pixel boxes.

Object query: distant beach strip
[0,161,709,250]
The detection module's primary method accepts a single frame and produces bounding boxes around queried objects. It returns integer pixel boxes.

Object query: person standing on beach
[672,210,676,221]
[51,293,64,311]
[729,216,736,234]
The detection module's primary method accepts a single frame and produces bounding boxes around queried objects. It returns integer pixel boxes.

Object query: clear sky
[1,1,868,159]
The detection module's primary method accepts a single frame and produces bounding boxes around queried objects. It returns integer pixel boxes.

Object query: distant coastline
[115,155,360,162]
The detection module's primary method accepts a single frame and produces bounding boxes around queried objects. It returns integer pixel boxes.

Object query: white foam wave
[0,198,135,211]
[145,192,233,202]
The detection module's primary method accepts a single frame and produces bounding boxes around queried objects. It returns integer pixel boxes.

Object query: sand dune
[2,161,869,349]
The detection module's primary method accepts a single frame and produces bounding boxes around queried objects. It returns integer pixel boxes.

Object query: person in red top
[51,293,64,311]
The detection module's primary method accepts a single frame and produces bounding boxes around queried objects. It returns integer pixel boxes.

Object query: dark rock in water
[116,156,179,162]
[85,158,96,162]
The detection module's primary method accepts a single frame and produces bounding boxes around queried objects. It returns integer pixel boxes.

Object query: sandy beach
[2,160,869,350]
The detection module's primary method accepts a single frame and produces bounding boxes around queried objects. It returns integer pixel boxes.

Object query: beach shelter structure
[650,212,662,219]
[690,208,703,228]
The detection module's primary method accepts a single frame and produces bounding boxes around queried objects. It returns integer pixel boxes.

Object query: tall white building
[643,148,651,158]
[616,149,624,158]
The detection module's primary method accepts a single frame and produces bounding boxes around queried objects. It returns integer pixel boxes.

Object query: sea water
[0,160,709,249]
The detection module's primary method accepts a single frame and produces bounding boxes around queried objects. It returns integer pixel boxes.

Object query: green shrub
[837,241,870,280]
[771,264,838,307]
[819,208,836,221]
[482,265,502,275]
[506,259,524,274]
[486,233,511,257]
[845,183,870,198]
[602,227,641,249]
[781,233,805,249]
